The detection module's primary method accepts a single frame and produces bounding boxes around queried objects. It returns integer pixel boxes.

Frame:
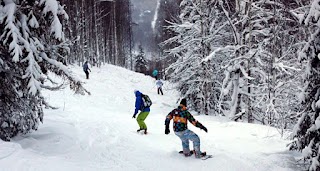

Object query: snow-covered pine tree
[163,0,303,124]
[203,1,303,128]
[257,0,303,130]
[213,0,258,120]
[135,45,147,74]
[162,0,220,115]
[0,0,88,141]
[290,0,320,170]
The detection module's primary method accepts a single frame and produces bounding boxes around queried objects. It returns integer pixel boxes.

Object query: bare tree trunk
[247,0,253,123]
[94,1,100,66]
[113,2,119,65]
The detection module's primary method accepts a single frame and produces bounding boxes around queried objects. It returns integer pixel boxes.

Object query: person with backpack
[83,61,91,79]
[133,90,151,134]
[156,79,164,95]
[164,98,208,158]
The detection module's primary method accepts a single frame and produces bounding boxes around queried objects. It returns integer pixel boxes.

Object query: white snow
[315,115,320,130]
[1,0,23,62]
[0,65,299,170]
[302,139,314,158]
[40,0,64,40]
[305,0,320,25]
[310,156,320,171]
[316,99,320,108]
[29,14,39,28]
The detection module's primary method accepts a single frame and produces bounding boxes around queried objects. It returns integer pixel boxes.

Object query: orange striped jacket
[165,106,204,132]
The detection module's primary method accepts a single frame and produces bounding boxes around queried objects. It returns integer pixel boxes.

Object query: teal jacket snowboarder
[152,69,158,79]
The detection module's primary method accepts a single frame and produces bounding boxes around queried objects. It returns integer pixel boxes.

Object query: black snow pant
[85,71,89,79]
[158,87,163,95]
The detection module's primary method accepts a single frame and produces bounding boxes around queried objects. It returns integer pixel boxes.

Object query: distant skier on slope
[133,90,151,134]
[152,69,158,80]
[83,61,91,79]
[156,79,164,95]
[164,98,208,158]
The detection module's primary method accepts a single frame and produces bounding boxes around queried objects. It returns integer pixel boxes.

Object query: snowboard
[136,129,148,135]
[178,151,213,160]
[201,154,213,160]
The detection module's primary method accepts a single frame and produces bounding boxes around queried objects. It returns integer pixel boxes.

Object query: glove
[165,128,170,134]
[201,126,208,133]
[132,115,136,119]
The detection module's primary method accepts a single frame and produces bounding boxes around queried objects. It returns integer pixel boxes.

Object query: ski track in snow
[0,65,300,171]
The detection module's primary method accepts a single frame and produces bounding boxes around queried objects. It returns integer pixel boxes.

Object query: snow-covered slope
[0,65,299,171]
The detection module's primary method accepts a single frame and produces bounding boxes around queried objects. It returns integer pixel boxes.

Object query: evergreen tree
[135,45,147,74]
[290,0,320,170]
[0,0,88,141]
[216,0,303,127]
[161,0,221,115]
[163,0,303,125]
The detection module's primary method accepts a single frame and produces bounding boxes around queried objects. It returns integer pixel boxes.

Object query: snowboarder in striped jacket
[165,98,208,158]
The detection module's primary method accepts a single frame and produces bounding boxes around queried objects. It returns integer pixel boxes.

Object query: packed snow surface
[0,65,299,170]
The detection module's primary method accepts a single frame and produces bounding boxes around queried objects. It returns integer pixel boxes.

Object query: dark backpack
[141,94,152,110]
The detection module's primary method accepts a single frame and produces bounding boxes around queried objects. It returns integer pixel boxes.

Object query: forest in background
[60,0,133,69]
[1,0,320,169]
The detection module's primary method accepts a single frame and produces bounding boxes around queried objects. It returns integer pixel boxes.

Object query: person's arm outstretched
[186,111,208,132]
